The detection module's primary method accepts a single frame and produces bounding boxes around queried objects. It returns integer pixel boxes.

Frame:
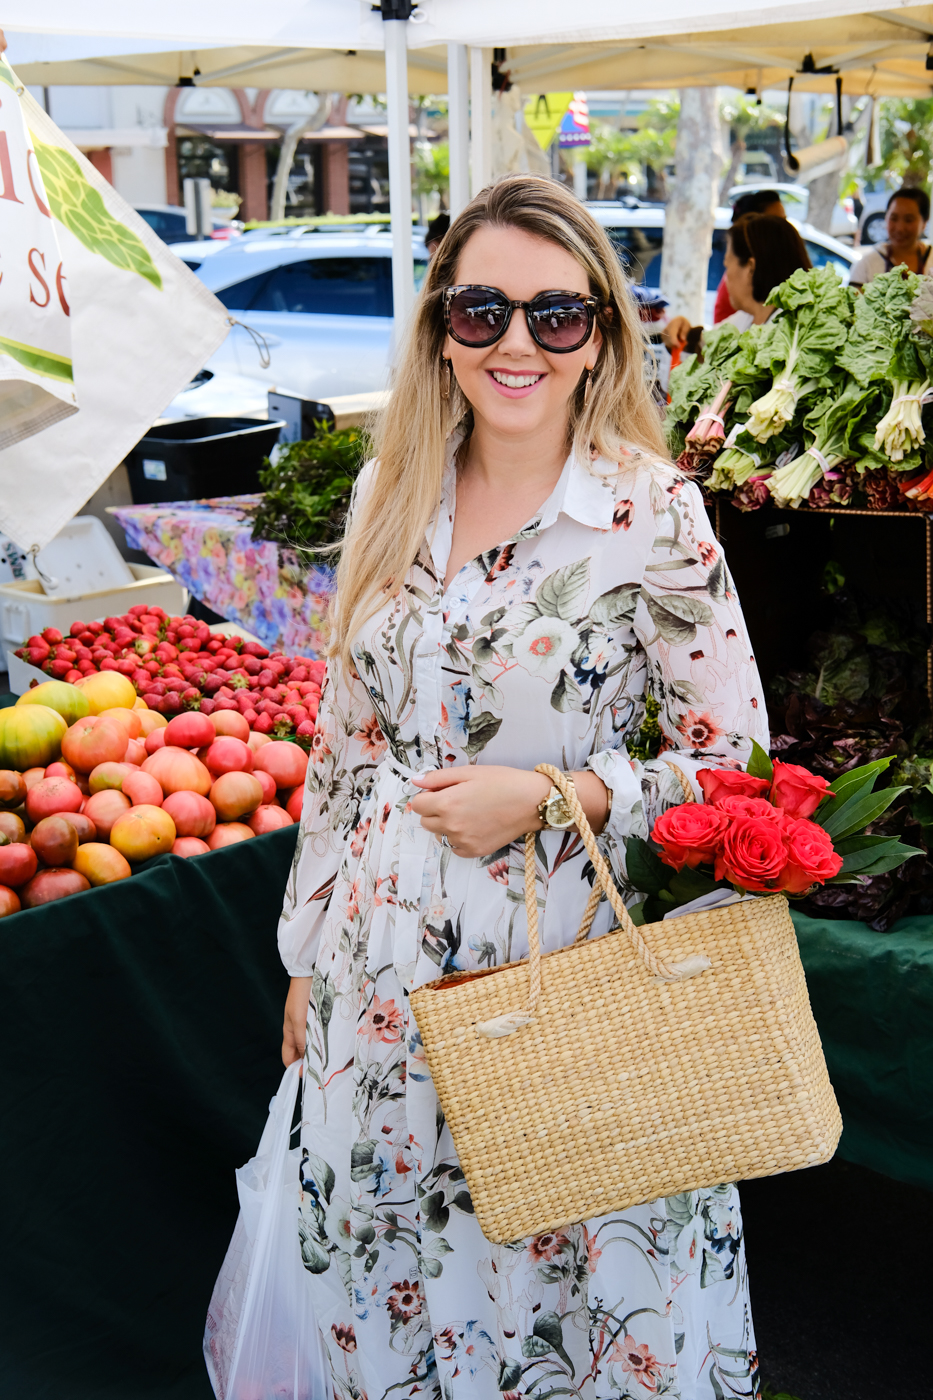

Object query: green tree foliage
[866,98,933,188]
[413,140,450,207]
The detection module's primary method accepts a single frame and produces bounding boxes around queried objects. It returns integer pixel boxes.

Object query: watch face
[545,795,574,828]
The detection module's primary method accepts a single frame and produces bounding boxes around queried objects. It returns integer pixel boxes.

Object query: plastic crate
[124,416,283,504]
[0,564,185,672]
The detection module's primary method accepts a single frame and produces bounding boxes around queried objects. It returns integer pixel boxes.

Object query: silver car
[193,229,428,400]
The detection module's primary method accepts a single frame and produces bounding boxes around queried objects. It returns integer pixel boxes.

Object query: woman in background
[850,186,930,286]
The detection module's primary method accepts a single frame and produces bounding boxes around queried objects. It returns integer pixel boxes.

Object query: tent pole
[382,8,415,332]
[447,42,470,216]
[470,46,492,196]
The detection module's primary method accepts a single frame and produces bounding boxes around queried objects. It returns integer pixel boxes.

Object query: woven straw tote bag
[410,764,842,1244]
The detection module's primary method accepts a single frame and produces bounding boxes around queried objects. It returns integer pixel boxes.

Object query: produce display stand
[109,497,336,658]
[1,682,930,1396]
[708,496,933,709]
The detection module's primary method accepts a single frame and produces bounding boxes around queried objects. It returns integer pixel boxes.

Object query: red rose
[651,803,729,872]
[715,816,788,892]
[779,818,843,894]
[769,760,834,820]
[715,795,784,822]
[696,768,771,805]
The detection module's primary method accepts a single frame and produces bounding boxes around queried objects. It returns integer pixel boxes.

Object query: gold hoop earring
[441,358,451,400]
[583,370,594,407]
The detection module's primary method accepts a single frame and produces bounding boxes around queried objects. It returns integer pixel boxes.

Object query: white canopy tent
[10,2,933,323]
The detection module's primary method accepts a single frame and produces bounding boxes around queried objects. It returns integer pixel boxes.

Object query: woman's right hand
[282,975,313,1067]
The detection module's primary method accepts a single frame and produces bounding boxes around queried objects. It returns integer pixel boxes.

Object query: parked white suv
[587,202,856,324]
[191,229,428,400]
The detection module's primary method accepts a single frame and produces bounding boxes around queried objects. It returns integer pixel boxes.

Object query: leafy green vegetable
[248,425,371,548]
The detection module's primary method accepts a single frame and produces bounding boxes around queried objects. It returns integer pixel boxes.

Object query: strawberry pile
[13,606,324,741]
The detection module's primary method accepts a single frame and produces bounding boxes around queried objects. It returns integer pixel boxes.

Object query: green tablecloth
[791,909,933,1192]
[0,761,930,1396]
[0,825,294,1400]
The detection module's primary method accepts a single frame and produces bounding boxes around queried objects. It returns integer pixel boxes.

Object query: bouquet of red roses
[624,742,921,925]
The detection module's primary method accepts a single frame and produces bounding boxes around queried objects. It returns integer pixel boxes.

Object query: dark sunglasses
[443,284,601,353]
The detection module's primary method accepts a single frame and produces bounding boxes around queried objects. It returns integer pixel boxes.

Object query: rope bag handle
[476,763,710,1038]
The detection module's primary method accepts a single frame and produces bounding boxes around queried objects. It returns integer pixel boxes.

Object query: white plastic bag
[204,1060,328,1400]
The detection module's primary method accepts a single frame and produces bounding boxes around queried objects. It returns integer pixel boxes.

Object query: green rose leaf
[536,558,590,620]
[745,739,774,781]
[32,137,163,289]
[623,836,670,896]
[641,590,714,647]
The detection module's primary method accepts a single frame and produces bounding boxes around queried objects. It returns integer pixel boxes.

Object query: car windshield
[605,224,727,292]
[214,254,429,315]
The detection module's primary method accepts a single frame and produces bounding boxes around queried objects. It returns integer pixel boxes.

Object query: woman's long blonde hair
[331,173,668,671]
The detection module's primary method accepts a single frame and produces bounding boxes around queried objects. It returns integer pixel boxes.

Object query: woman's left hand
[410,765,611,858]
[410,766,550,859]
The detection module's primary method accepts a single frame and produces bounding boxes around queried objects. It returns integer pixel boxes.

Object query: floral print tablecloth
[111,495,335,657]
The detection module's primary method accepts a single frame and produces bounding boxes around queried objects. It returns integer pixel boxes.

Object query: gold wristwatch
[537,783,575,830]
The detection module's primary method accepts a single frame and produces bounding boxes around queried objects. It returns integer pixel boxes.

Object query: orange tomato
[110,804,176,861]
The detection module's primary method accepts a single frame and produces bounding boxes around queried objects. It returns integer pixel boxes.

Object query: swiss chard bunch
[248,425,371,549]
[838,267,933,471]
[744,267,853,443]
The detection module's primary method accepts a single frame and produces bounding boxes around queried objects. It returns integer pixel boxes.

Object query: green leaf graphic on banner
[0,57,17,90]
[31,136,162,289]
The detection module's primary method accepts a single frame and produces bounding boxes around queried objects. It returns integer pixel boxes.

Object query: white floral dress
[278,444,769,1400]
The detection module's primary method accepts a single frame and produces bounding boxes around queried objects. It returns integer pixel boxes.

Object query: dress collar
[426,437,621,583]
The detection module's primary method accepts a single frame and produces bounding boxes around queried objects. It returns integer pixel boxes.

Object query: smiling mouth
[490,370,543,388]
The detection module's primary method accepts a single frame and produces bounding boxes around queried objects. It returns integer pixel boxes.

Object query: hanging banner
[523,93,573,152]
[0,55,77,450]
[0,62,230,552]
[559,92,590,149]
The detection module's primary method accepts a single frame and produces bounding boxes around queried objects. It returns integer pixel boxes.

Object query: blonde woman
[278,175,767,1400]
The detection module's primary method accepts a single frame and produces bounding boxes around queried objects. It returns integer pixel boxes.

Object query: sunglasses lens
[448,289,510,344]
[529,295,591,349]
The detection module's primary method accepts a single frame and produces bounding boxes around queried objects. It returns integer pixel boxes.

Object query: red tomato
[164,712,216,749]
[57,812,97,844]
[44,760,77,783]
[82,789,132,840]
[204,736,254,778]
[252,740,308,790]
[25,777,84,824]
[122,771,164,807]
[161,790,216,838]
[208,709,250,741]
[172,836,211,858]
[144,728,167,755]
[0,842,38,887]
[72,843,132,887]
[141,747,212,797]
[0,885,21,917]
[21,867,91,907]
[286,787,303,822]
[254,769,277,804]
[0,770,27,810]
[247,804,295,834]
[207,822,254,849]
[209,771,263,821]
[61,716,129,773]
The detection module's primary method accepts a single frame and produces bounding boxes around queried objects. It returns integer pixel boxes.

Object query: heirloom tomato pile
[0,669,312,917]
